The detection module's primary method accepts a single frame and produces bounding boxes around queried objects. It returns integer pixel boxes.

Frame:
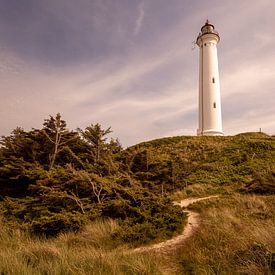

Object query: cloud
[0,37,192,145]
[134,1,145,35]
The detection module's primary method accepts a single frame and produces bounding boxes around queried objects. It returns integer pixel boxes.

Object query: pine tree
[42,113,78,170]
[78,123,112,164]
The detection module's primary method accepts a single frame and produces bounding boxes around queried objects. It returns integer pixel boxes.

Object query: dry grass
[1,194,274,274]
[171,183,236,201]
[177,194,275,274]
[0,219,163,274]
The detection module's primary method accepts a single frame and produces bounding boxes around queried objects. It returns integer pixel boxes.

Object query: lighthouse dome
[196,20,220,45]
[201,20,215,34]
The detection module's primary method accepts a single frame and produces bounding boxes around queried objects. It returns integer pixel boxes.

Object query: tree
[0,127,34,161]
[108,138,123,154]
[78,124,112,164]
[42,113,78,170]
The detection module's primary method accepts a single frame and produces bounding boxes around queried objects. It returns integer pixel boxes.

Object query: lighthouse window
[213,102,216,108]
[212,77,215,83]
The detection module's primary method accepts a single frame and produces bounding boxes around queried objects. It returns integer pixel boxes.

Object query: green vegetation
[126,132,274,195]
[0,114,274,274]
[0,114,185,244]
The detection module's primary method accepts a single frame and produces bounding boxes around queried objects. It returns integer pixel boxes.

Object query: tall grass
[178,194,275,274]
[1,194,274,274]
[171,183,237,200]
[0,218,163,274]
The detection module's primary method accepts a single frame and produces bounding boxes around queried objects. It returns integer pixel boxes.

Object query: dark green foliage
[114,197,185,245]
[1,194,89,236]
[0,114,185,243]
[78,123,114,165]
[31,211,87,237]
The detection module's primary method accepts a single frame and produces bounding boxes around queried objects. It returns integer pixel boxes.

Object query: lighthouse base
[197,129,224,136]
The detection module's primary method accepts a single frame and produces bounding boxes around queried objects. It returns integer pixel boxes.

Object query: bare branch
[42,129,55,144]
[43,188,85,214]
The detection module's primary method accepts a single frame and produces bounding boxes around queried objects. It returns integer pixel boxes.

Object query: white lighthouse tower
[196,20,223,136]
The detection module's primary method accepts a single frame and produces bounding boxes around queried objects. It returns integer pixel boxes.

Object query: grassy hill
[125,132,274,195]
[0,118,274,274]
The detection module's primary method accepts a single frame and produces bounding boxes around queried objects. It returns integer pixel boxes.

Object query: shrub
[244,170,275,195]
[31,211,87,237]
[113,196,186,245]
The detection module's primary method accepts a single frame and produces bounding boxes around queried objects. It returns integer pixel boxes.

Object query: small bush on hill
[243,170,275,195]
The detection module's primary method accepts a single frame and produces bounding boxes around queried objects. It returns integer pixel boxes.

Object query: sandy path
[134,195,219,253]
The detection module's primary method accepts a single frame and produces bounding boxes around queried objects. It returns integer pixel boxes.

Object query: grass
[170,183,236,201]
[177,194,275,274]
[0,218,163,275]
[0,195,274,274]
[127,133,274,195]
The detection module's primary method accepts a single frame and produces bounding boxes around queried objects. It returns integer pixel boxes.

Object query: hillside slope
[123,132,274,195]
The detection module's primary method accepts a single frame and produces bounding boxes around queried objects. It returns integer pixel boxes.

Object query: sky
[0,0,274,146]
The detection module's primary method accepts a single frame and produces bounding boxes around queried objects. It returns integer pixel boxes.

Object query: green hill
[124,132,274,195]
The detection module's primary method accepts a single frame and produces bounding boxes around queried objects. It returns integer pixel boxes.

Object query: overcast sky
[0,0,274,146]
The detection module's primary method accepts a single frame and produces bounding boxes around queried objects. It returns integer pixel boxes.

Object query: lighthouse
[196,20,223,136]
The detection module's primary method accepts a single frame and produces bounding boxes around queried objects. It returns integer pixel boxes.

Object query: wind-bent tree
[0,127,35,161]
[78,124,112,164]
[0,127,41,171]
[43,113,78,170]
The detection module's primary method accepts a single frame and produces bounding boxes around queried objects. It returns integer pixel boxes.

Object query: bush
[31,211,87,237]
[243,170,275,195]
[112,196,186,245]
